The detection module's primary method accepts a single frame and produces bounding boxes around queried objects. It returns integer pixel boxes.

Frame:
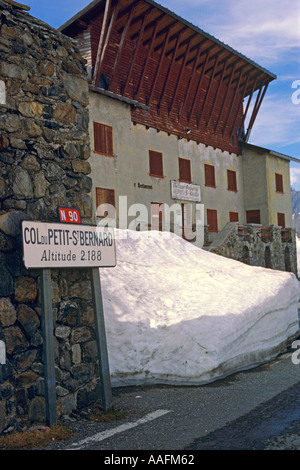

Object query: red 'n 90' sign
[58,207,81,224]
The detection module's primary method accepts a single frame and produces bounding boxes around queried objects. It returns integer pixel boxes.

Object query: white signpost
[22,219,116,426]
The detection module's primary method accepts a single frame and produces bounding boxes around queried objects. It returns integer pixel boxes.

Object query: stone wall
[208,222,297,275]
[0,1,100,432]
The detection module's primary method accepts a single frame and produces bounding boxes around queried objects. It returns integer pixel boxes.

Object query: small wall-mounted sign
[0,340,6,365]
[171,180,201,202]
[58,207,81,224]
[137,182,153,190]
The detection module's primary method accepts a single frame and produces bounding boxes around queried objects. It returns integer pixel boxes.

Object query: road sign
[58,207,81,224]
[22,221,116,269]
[22,220,115,425]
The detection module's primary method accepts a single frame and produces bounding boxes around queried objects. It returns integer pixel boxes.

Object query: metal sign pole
[91,267,112,410]
[40,268,57,426]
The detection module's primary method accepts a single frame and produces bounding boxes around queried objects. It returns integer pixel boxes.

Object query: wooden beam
[93,1,121,88]
[187,50,210,125]
[124,6,153,35]
[163,26,188,57]
[214,63,236,134]
[245,81,269,142]
[194,45,220,73]
[122,13,149,96]
[135,21,160,100]
[206,57,229,131]
[157,31,183,114]
[152,20,179,51]
[237,76,257,140]
[168,39,192,116]
[109,6,135,91]
[140,12,166,44]
[178,40,203,121]
[222,68,243,137]
[116,0,143,25]
[147,27,172,105]
[230,72,250,138]
[93,0,111,86]
[197,56,219,127]
[185,38,210,67]
[173,33,198,62]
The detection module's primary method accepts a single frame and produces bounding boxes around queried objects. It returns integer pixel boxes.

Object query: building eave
[241,141,300,164]
[58,0,276,83]
[89,84,150,110]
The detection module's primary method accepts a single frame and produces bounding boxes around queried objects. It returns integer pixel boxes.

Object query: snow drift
[100,230,300,386]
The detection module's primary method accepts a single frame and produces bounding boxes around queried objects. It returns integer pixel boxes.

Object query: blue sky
[27,0,300,188]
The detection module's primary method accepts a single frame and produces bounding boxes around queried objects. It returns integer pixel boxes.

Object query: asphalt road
[41,340,300,453]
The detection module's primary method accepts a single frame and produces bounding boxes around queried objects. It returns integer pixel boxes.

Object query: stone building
[0,0,101,431]
[59,0,299,274]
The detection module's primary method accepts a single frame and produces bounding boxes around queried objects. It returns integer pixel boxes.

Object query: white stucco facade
[88,89,293,247]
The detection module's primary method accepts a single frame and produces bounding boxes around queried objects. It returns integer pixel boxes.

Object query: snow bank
[100,230,300,386]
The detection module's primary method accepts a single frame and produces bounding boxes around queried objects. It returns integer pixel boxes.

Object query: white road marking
[69,409,171,449]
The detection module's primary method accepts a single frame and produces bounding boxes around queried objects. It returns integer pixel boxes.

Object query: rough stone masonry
[0,0,102,432]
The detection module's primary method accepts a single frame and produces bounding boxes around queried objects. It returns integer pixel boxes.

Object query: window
[229,211,239,222]
[275,173,283,193]
[207,209,218,232]
[93,122,113,156]
[149,150,163,178]
[179,158,191,183]
[182,203,195,241]
[96,187,115,218]
[277,212,285,228]
[227,170,237,191]
[204,164,216,187]
[246,210,261,224]
[151,202,164,231]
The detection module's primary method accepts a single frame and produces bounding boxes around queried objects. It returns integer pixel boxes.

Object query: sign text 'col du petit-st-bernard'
[22,221,116,269]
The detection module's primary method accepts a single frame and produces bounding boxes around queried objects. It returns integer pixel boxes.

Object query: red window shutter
[179,158,191,183]
[94,122,113,155]
[149,150,163,177]
[246,210,261,224]
[277,212,285,228]
[229,211,239,222]
[275,173,283,193]
[227,170,237,191]
[151,202,164,231]
[204,164,216,187]
[96,187,115,218]
[207,209,218,232]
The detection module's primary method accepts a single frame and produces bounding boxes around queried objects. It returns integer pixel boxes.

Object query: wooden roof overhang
[60,0,276,154]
